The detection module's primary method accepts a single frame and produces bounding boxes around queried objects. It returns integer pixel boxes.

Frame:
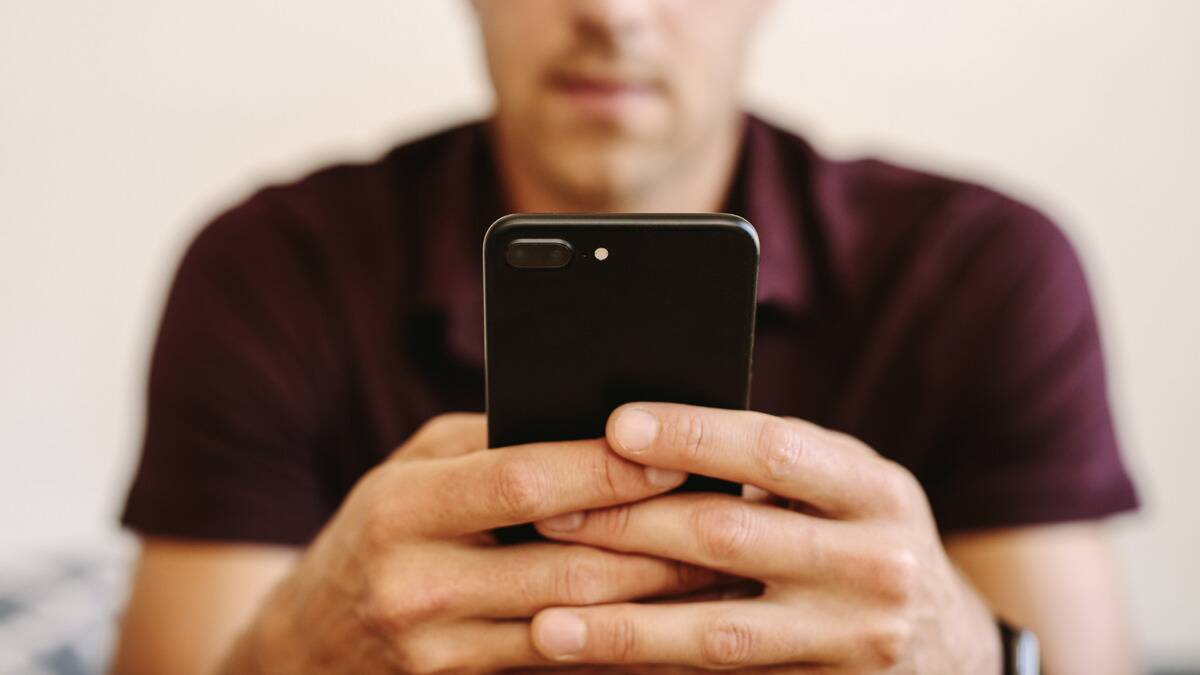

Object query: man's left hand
[530,403,1003,674]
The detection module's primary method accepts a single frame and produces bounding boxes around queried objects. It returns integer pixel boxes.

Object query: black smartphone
[483,213,759,543]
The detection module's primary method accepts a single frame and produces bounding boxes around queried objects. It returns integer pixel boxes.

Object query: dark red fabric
[121,115,1138,544]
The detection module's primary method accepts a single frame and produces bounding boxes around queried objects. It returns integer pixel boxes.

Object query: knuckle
[404,584,458,623]
[792,519,824,567]
[596,615,641,662]
[589,449,624,501]
[490,457,549,520]
[699,613,755,668]
[512,565,547,609]
[663,411,708,461]
[589,503,634,540]
[358,584,406,636]
[404,414,456,450]
[755,417,803,480]
[418,413,455,435]
[871,548,920,607]
[359,494,402,553]
[353,464,423,543]
[692,498,756,564]
[359,579,457,636]
[558,550,608,605]
[861,617,913,668]
[875,461,919,512]
[683,413,707,459]
[357,597,394,637]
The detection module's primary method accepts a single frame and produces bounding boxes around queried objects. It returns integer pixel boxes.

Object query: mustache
[544,36,664,88]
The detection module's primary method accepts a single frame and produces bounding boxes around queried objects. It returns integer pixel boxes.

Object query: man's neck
[491,112,745,214]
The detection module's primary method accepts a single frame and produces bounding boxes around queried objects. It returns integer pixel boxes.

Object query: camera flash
[594,247,609,261]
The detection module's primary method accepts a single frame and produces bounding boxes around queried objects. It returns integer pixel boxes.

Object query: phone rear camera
[506,238,573,269]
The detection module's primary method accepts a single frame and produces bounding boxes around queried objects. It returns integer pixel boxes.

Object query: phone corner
[716,212,760,256]
[483,213,526,243]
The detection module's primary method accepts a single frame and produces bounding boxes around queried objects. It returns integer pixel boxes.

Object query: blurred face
[472,0,770,206]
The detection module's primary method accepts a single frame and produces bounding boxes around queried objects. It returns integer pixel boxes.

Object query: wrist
[217,573,306,675]
[975,603,1006,675]
[217,623,269,675]
[948,568,1006,675]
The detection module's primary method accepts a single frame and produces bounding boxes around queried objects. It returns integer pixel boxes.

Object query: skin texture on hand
[211,413,726,674]
[526,403,1004,674]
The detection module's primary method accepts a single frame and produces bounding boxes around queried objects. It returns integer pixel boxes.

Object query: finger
[394,413,488,460]
[536,493,883,584]
[394,619,554,672]
[401,438,688,537]
[530,600,850,668]
[606,403,913,518]
[459,543,726,618]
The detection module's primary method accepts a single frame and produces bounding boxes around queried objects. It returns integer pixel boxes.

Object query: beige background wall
[1,0,1197,666]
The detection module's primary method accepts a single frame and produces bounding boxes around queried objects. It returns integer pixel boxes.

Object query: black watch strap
[998,618,1041,675]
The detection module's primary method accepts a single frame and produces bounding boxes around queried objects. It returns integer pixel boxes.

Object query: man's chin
[538,151,669,209]
[534,128,676,192]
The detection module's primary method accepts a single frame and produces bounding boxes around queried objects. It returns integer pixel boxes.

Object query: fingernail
[614,407,659,453]
[645,466,686,487]
[540,511,584,532]
[538,610,587,658]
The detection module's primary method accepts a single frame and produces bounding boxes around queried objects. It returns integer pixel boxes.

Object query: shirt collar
[420,114,814,367]
[725,113,812,317]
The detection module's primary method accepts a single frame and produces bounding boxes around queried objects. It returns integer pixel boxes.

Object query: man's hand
[528,403,1003,674]
[220,413,722,675]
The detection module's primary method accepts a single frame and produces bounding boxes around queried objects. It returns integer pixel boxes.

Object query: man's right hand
[219,413,719,674]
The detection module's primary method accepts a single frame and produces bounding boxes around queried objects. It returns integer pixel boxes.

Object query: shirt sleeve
[121,191,343,545]
[923,196,1139,533]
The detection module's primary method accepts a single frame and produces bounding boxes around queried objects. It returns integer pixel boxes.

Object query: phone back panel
[484,214,759,522]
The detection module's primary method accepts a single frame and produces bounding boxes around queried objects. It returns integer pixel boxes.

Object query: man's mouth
[546,72,661,115]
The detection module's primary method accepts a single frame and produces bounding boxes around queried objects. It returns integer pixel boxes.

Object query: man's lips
[551,74,656,95]
[547,73,661,113]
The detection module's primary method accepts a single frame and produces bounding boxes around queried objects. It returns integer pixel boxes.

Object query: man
[112,2,1139,674]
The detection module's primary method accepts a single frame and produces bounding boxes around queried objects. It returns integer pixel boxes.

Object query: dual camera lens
[505,238,574,269]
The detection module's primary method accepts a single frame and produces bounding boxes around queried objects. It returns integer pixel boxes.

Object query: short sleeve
[924,198,1138,533]
[121,192,343,545]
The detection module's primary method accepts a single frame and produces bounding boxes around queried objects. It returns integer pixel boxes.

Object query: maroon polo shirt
[121,115,1138,544]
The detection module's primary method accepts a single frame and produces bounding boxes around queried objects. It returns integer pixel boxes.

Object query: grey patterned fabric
[0,545,129,675]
